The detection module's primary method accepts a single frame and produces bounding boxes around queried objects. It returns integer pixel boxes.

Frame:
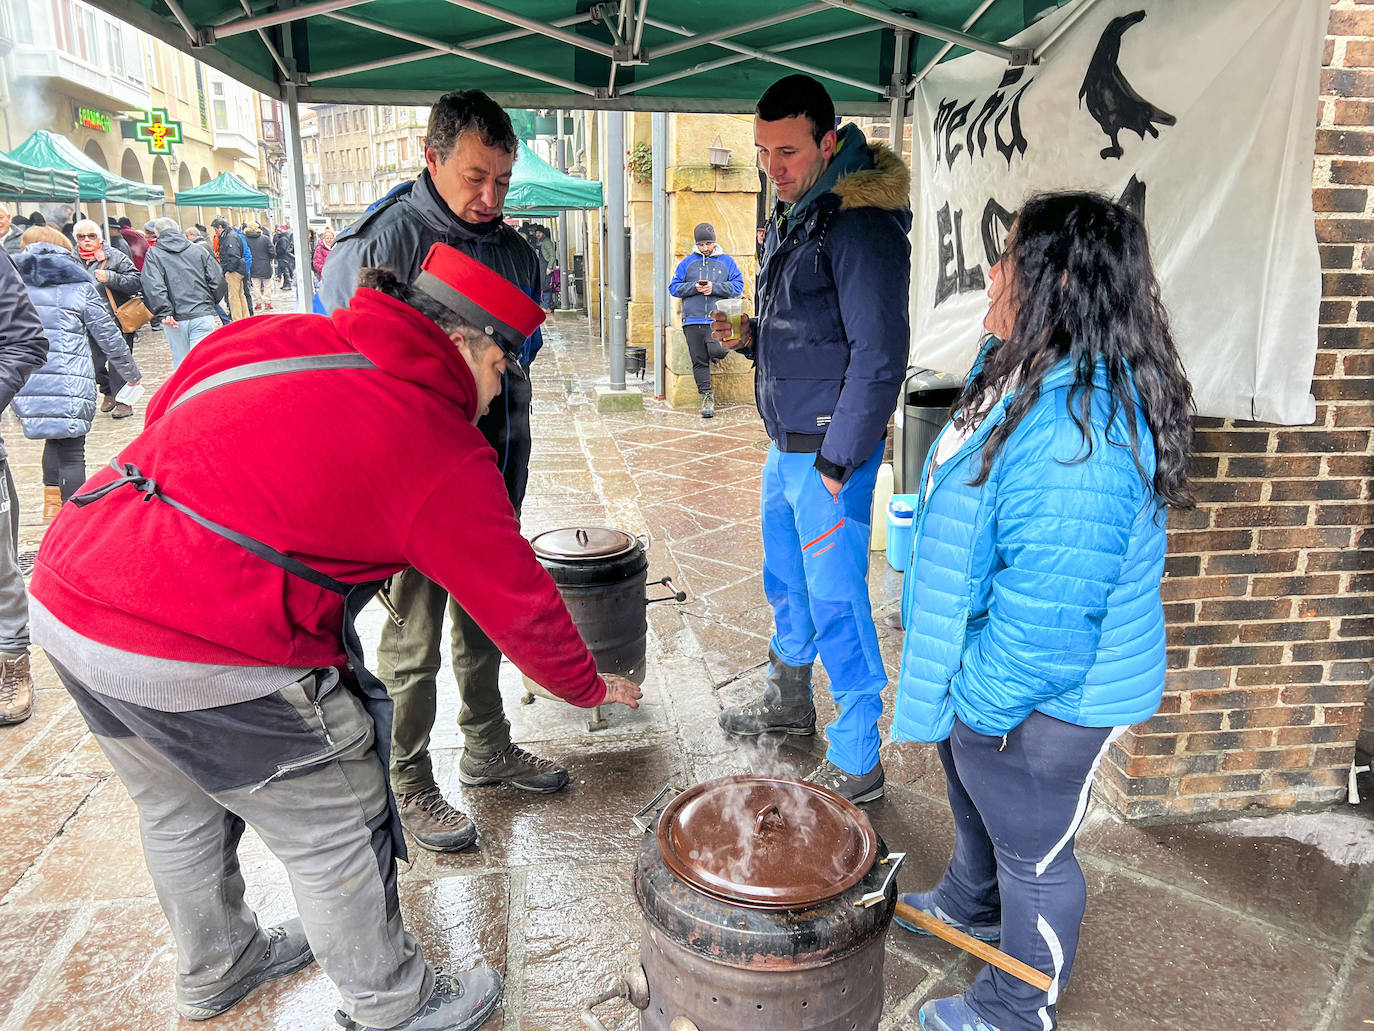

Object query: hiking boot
[805,759,885,804]
[100,394,116,413]
[335,968,502,1031]
[458,744,569,794]
[896,890,1001,941]
[111,402,134,419]
[397,786,478,852]
[918,995,1003,1031]
[0,653,34,725]
[176,919,314,1020]
[718,646,815,736]
[700,389,715,419]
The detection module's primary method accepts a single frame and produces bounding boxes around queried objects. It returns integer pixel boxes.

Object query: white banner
[909,0,1327,425]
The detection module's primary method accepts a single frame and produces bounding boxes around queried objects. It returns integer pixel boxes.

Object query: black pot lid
[656,775,878,910]
[530,526,637,561]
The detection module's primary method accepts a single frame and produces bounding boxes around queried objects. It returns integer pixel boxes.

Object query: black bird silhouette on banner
[1078,10,1176,159]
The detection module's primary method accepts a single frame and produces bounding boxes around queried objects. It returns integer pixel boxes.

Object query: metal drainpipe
[556,109,570,310]
[651,111,667,399]
[605,110,627,391]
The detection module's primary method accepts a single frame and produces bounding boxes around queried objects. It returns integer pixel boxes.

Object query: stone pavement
[0,293,1371,1031]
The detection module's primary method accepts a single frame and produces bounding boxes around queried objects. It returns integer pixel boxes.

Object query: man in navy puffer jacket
[714,74,911,803]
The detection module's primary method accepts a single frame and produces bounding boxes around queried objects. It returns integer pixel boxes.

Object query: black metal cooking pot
[582,777,904,1031]
[529,526,684,688]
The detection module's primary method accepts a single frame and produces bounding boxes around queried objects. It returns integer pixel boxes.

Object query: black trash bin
[893,368,962,494]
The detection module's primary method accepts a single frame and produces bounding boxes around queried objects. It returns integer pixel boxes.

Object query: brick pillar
[1099,0,1374,821]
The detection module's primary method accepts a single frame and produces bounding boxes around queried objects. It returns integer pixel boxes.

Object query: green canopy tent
[174,171,272,209]
[81,0,1070,375]
[8,130,165,205]
[506,141,602,216]
[0,152,81,202]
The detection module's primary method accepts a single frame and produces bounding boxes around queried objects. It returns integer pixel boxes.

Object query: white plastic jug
[869,462,894,551]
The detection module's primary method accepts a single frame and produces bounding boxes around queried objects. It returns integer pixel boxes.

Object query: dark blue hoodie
[752,124,912,482]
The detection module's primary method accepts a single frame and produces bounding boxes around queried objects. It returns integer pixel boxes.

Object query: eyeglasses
[74,233,100,240]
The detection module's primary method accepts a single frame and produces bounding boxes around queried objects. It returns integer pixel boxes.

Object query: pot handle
[646,576,688,604]
[580,966,650,1030]
[856,850,907,908]
[631,782,681,835]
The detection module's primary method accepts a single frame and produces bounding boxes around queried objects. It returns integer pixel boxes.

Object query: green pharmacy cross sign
[134,108,183,155]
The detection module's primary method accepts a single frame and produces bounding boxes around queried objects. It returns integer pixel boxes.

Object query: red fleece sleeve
[403,456,606,707]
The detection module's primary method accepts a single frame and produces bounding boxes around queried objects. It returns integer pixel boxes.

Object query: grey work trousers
[53,662,433,1028]
[0,460,29,655]
[376,569,510,795]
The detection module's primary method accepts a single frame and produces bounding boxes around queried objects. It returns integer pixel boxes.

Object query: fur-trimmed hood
[16,244,95,289]
[833,140,910,213]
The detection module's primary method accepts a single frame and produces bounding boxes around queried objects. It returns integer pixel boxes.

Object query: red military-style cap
[411,242,545,376]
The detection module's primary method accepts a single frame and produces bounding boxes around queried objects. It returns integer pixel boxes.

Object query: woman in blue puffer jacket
[15,228,141,520]
[894,193,1195,1031]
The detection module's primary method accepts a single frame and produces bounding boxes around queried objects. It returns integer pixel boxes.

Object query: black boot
[718,647,816,736]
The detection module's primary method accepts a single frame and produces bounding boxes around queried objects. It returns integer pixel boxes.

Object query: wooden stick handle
[894,900,1053,993]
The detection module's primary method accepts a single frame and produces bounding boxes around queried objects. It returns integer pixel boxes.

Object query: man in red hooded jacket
[30,243,639,1031]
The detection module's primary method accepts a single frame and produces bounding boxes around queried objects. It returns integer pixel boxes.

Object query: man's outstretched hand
[709,309,750,350]
[601,674,642,708]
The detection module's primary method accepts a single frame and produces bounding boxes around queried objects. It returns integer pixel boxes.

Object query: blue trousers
[761,443,886,775]
[935,712,1124,1031]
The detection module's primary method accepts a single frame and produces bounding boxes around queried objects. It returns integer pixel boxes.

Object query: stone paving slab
[0,302,1371,1030]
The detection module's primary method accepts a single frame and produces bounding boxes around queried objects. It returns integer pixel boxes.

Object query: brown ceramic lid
[656,775,878,910]
[530,526,635,561]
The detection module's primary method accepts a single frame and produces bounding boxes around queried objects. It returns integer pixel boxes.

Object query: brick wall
[1098,1,1374,821]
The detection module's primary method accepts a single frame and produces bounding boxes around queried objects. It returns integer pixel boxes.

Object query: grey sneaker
[918,995,1003,1031]
[176,919,314,1020]
[335,968,502,1031]
[717,695,817,736]
[0,652,34,725]
[458,744,569,794]
[805,759,885,803]
[397,786,478,852]
[700,389,715,419]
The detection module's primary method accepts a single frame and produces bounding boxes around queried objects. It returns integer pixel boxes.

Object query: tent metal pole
[283,84,312,312]
[648,4,828,60]
[161,0,200,44]
[606,111,627,391]
[435,0,615,59]
[621,24,878,95]
[908,0,1000,91]
[814,0,1017,62]
[213,0,371,39]
[888,29,911,152]
[651,111,666,399]
[318,12,597,94]
[101,199,110,243]
[556,110,570,310]
[642,17,886,95]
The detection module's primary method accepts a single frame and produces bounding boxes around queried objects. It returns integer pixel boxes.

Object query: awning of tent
[0,152,81,201]
[506,142,602,214]
[87,0,1070,111]
[7,131,165,205]
[174,171,272,209]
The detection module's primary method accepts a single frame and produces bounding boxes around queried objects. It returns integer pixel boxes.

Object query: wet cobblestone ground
[1,290,1372,1030]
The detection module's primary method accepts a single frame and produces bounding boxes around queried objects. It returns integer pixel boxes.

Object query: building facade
[0,0,262,227]
[316,103,373,228]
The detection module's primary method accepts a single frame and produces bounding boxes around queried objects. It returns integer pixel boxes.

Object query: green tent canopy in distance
[7,130,164,205]
[505,141,603,214]
[0,151,81,201]
[174,171,272,209]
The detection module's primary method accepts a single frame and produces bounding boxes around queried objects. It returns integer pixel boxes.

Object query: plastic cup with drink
[715,297,748,344]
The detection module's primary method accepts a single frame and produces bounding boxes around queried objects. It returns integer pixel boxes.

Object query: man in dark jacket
[212,217,251,321]
[713,74,911,804]
[244,223,275,310]
[320,89,560,855]
[74,218,142,417]
[273,224,296,289]
[142,218,227,368]
[666,222,742,417]
[0,250,54,726]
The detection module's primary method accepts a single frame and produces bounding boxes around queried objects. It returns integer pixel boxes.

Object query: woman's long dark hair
[957,191,1195,509]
